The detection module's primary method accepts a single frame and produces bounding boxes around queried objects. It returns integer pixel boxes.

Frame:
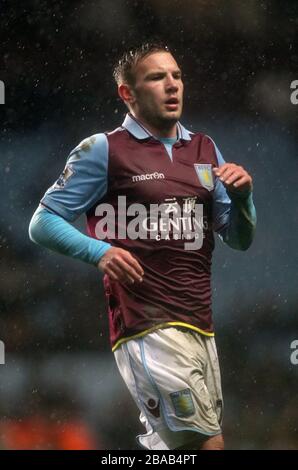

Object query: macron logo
[132,172,165,182]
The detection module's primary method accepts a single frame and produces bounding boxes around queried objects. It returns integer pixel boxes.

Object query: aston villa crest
[194,164,214,191]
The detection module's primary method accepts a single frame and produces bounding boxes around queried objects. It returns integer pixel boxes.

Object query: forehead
[135,52,180,76]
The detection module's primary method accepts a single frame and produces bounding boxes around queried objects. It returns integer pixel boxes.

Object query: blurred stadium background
[0,0,297,449]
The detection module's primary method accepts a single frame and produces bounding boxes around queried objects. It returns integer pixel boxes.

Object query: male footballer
[29,42,256,450]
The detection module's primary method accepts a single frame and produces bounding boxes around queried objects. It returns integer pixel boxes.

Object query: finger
[232,175,251,188]
[213,164,236,177]
[225,171,246,186]
[112,256,143,283]
[218,168,240,183]
[105,266,119,282]
[120,252,144,276]
[106,262,136,284]
[98,258,109,273]
[215,166,238,180]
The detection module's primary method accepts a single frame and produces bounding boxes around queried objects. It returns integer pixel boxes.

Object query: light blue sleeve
[41,133,109,222]
[211,141,257,250]
[29,206,111,265]
[212,143,232,233]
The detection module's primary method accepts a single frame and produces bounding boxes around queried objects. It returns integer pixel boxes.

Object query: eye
[173,72,182,80]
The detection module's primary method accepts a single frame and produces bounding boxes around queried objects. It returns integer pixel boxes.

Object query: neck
[131,112,178,138]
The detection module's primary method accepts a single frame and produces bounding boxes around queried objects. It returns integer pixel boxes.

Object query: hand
[98,247,144,285]
[213,163,253,194]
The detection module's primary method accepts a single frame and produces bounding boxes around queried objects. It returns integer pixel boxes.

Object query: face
[127,52,184,130]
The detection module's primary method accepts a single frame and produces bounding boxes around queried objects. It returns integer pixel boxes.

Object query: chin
[162,113,180,124]
[163,109,181,120]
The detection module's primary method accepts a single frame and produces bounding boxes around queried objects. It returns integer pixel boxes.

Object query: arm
[216,190,256,250]
[212,144,257,251]
[29,206,144,283]
[29,205,111,265]
[29,134,143,283]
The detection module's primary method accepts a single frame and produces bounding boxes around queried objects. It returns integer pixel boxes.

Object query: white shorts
[114,327,223,450]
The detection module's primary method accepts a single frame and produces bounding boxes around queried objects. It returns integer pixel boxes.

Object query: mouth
[164,97,179,110]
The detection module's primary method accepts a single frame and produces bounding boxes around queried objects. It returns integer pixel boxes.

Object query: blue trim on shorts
[124,342,157,437]
[139,337,222,439]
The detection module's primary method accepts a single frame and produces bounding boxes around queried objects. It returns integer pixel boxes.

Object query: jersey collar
[122,113,192,142]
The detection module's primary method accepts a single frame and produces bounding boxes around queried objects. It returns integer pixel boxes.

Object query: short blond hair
[113,41,170,87]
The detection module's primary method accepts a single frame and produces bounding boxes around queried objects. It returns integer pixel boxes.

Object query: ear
[118,84,136,106]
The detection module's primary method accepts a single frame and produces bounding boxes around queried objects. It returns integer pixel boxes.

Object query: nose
[165,74,179,92]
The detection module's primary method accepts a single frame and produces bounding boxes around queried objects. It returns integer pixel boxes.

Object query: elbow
[28,206,46,245]
[233,225,256,251]
[236,239,253,251]
[28,214,39,244]
[226,238,252,251]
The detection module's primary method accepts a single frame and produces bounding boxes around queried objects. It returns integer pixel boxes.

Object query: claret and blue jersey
[38,113,256,351]
[41,114,231,229]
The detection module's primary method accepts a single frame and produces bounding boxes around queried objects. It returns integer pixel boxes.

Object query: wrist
[89,240,112,266]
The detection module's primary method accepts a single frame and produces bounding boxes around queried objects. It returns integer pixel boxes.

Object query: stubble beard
[141,103,182,132]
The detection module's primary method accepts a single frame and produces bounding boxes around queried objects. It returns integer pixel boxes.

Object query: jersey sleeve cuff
[40,197,78,222]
